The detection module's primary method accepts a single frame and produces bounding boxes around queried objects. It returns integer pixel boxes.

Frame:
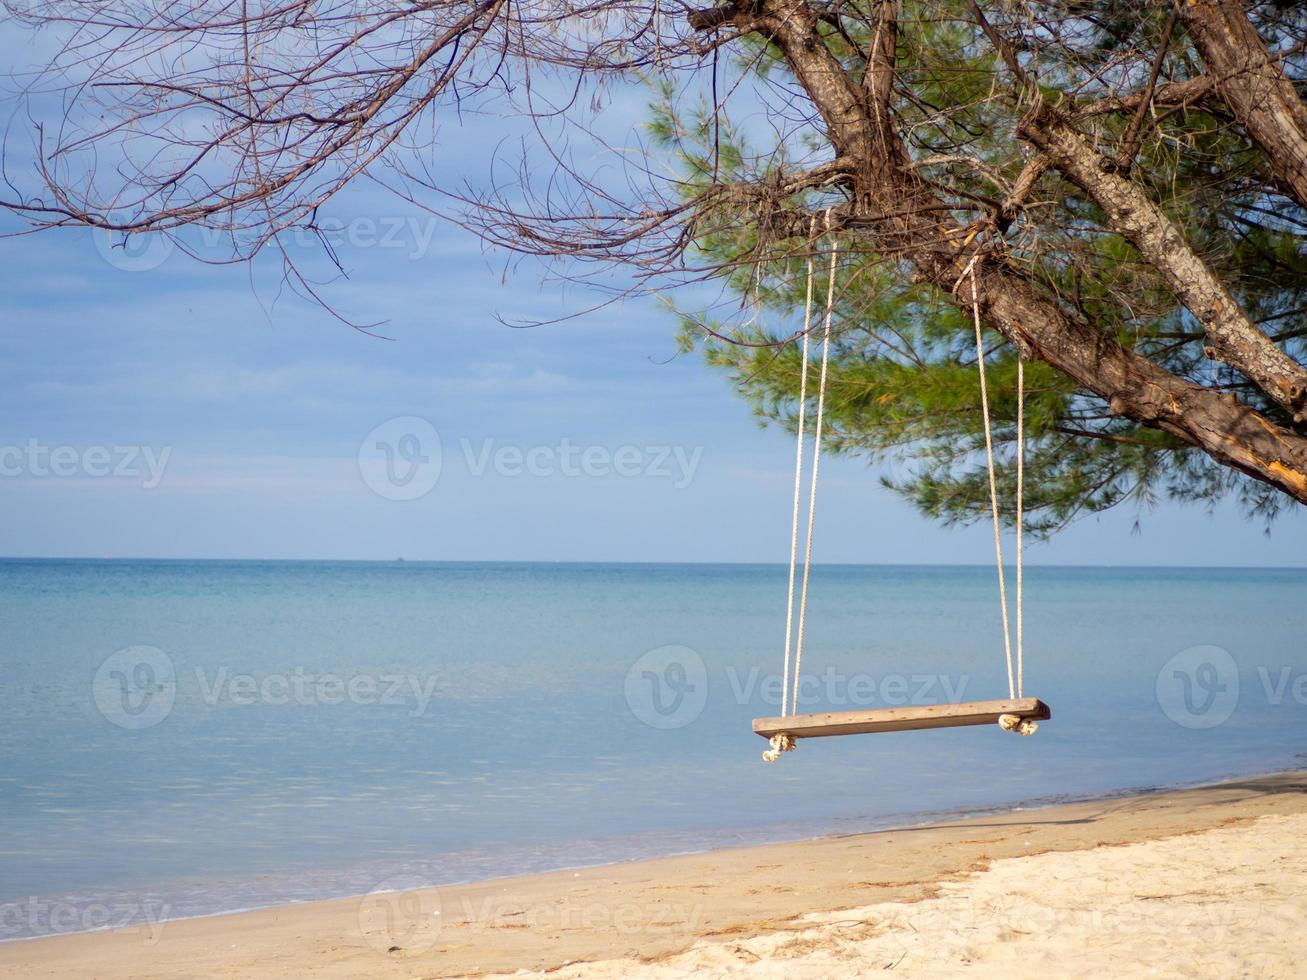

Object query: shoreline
[3,768,1305,977]
[4,763,1302,947]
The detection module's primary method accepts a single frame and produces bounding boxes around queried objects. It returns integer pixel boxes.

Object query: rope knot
[998,713,1038,737]
[762,733,796,763]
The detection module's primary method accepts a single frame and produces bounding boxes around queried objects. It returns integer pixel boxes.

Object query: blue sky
[0,40,1303,566]
[2,194,1304,567]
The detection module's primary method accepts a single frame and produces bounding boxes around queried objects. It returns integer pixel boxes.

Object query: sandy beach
[2,770,1304,979]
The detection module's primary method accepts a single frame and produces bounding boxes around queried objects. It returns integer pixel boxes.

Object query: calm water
[2,559,1305,939]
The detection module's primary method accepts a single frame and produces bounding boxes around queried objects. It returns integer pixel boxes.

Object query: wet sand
[3,771,1304,978]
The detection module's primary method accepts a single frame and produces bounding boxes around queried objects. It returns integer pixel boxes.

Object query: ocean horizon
[4,556,1306,569]
[3,558,1305,940]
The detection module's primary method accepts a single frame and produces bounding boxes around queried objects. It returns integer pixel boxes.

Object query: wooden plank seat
[753,697,1051,740]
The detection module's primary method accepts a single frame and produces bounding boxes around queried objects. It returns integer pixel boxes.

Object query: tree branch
[1073,76,1215,118]
[1019,104,1307,420]
[1180,0,1307,211]
[727,0,1307,502]
[1116,4,1183,172]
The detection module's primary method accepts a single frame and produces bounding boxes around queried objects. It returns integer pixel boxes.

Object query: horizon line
[1,555,1304,572]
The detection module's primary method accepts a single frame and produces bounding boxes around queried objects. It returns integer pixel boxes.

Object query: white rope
[998,712,1037,736]
[1016,356,1024,700]
[956,254,1035,734]
[779,222,818,719]
[762,733,795,764]
[966,263,1016,701]
[790,216,840,716]
[769,233,1036,755]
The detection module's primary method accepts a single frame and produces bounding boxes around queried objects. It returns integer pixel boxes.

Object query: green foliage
[652,0,1307,536]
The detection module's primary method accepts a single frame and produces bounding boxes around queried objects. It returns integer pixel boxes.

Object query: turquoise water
[2,559,1305,939]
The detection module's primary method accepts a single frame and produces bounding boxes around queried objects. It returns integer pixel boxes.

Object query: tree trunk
[1019,106,1307,420]
[692,0,1307,505]
[1181,0,1307,212]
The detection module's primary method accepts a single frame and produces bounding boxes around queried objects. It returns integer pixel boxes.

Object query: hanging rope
[1016,356,1025,701]
[966,262,1016,701]
[768,213,839,762]
[767,238,1037,763]
[958,258,1036,737]
[791,213,840,717]
[779,217,819,720]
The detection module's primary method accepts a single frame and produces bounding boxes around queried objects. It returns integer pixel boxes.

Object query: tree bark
[1018,106,1307,420]
[969,258,1307,501]
[1180,0,1307,212]
[690,0,1307,504]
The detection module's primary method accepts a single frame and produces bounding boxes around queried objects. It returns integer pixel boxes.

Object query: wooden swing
[755,221,1050,762]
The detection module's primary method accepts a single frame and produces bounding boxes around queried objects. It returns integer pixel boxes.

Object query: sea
[2,558,1304,940]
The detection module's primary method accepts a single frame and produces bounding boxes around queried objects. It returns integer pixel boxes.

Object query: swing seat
[752,698,1050,740]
